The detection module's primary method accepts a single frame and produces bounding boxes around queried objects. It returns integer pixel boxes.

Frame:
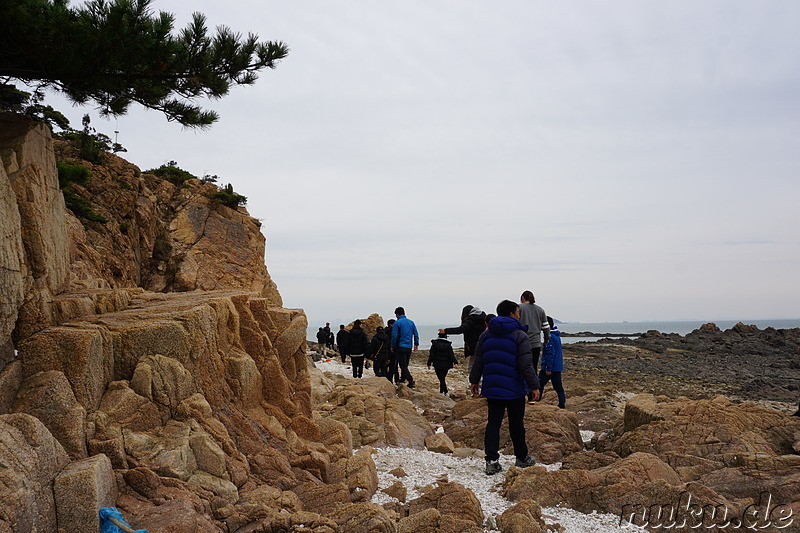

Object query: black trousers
[386,354,399,383]
[350,355,364,378]
[374,354,389,377]
[538,370,566,408]
[434,367,450,393]
[485,396,528,462]
[395,347,414,384]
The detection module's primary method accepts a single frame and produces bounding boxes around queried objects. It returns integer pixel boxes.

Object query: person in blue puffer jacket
[539,316,565,409]
[469,300,540,476]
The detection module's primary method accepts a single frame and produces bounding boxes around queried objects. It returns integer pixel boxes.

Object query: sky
[46,1,800,325]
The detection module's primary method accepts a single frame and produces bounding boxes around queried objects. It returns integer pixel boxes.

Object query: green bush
[63,191,108,223]
[212,183,247,208]
[56,162,91,188]
[145,160,196,185]
[152,230,172,262]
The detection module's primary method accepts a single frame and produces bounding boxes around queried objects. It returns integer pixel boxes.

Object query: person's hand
[546,370,551,375]
[427,365,431,370]
[438,329,445,334]
[470,383,481,397]
[454,364,458,368]
[413,346,418,352]
[529,389,541,402]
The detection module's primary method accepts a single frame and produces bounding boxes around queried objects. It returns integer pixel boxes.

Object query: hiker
[427,332,458,396]
[519,290,550,401]
[385,319,398,383]
[369,325,391,377]
[439,305,486,372]
[347,320,369,378]
[316,327,328,355]
[390,307,419,388]
[324,322,334,349]
[470,299,539,475]
[539,316,565,409]
[336,324,349,363]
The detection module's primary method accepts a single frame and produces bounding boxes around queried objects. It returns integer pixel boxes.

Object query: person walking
[439,305,486,372]
[385,319,398,383]
[470,299,540,475]
[369,326,391,377]
[390,307,419,388]
[347,320,369,378]
[336,324,349,363]
[427,332,458,396]
[316,327,328,356]
[519,290,550,397]
[323,323,333,350]
[539,316,566,409]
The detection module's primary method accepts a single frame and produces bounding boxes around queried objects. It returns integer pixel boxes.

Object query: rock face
[0,114,70,348]
[0,115,388,532]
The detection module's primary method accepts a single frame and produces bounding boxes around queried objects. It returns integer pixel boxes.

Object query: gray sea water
[311,319,800,348]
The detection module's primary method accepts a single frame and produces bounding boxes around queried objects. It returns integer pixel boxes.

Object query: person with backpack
[427,332,459,396]
[369,326,391,377]
[539,316,565,409]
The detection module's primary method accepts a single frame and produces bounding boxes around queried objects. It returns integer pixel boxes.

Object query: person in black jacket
[427,332,459,395]
[316,327,328,355]
[336,324,349,363]
[439,305,486,371]
[347,320,369,378]
[369,326,391,377]
[385,319,398,384]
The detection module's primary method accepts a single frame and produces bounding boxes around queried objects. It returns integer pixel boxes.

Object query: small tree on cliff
[0,0,288,128]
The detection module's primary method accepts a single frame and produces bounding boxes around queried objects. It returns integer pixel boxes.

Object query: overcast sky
[51,1,800,325]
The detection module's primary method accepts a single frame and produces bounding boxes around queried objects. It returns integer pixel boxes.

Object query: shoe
[514,455,536,468]
[407,381,416,389]
[792,410,800,417]
[442,392,449,397]
[485,460,502,475]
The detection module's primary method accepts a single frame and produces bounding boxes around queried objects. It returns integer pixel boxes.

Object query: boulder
[496,499,550,533]
[0,413,70,533]
[54,454,117,533]
[407,480,483,529]
[326,502,396,533]
[426,431,456,454]
[12,370,88,458]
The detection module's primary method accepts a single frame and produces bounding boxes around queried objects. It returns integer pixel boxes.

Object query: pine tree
[0,0,289,128]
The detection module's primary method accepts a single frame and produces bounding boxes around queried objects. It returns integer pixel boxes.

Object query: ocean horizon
[308,318,800,348]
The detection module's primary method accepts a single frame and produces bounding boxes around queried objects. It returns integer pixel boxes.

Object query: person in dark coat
[469,299,540,475]
[369,326,391,377]
[439,305,486,368]
[385,319,398,383]
[347,320,369,378]
[336,324,349,363]
[323,323,333,349]
[316,327,327,350]
[427,332,459,395]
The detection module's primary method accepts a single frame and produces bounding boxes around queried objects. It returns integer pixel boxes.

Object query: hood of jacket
[487,316,528,336]
[550,326,561,336]
[431,338,452,346]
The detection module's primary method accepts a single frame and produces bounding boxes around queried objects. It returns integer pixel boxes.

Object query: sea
[309,319,800,348]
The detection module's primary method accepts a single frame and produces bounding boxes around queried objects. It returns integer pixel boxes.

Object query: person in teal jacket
[538,316,565,408]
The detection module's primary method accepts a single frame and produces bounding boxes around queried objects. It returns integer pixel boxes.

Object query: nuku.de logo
[619,491,793,529]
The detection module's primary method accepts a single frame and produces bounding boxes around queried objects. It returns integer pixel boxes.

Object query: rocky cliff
[0,114,377,532]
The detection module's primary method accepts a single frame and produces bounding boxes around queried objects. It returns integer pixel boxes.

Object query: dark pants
[538,370,566,408]
[434,368,450,393]
[351,355,364,378]
[374,354,389,377]
[340,351,347,364]
[395,347,414,384]
[485,396,528,462]
[386,353,399,383]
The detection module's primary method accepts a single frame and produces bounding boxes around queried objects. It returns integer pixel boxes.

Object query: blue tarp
[99,507,147,533]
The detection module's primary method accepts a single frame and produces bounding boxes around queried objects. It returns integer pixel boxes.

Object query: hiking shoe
[407,381,416,389]
[485,460,502,475]
[514,456,536,468]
